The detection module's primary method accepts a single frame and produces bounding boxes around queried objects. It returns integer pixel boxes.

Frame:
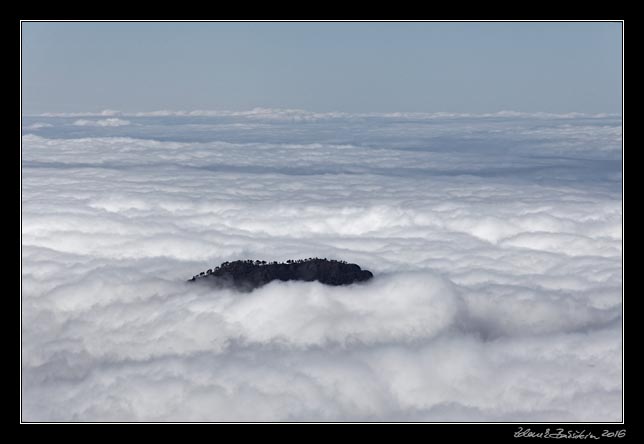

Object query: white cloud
[73,118,131,127]
[35,109,124,117]
[29,108,619,121]
[21,111,622,421]
[23,122,53,130]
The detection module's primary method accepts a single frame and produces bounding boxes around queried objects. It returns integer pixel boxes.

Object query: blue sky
[21,21,622,114]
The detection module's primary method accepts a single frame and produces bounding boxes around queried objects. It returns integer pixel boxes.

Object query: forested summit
[188,258,373,290]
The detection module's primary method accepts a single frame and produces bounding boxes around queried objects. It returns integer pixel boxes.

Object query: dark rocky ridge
[188,258,373,291]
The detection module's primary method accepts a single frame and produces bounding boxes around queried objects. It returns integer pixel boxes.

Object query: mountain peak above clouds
[189,258,373,291]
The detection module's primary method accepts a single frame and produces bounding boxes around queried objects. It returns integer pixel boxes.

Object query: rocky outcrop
[188,258,373,291]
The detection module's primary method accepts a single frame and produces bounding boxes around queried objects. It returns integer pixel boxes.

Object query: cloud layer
[21,110,622,421]
[73,118,131,127]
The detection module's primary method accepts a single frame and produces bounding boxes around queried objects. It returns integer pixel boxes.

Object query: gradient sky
[21,21,622,114]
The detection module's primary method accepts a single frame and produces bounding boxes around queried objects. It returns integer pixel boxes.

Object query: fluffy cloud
[21,110,622,422]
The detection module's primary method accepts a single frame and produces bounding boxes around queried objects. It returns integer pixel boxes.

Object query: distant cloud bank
[73,118,131,127]
[32,107,619,121]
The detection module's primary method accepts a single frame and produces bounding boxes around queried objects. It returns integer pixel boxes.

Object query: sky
[21,21,622,115]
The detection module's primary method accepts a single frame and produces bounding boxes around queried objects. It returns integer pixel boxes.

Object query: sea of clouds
[21,109,622,422]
